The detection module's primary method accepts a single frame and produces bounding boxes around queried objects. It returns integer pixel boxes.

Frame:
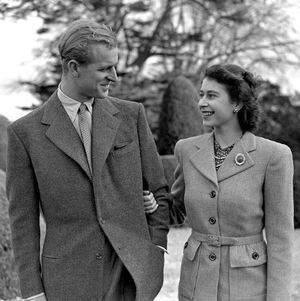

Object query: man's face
[75,43,118,100]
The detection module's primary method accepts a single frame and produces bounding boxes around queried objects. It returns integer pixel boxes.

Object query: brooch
[235,153,246,166]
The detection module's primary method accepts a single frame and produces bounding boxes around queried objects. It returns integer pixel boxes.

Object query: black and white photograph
[1,1,300,300]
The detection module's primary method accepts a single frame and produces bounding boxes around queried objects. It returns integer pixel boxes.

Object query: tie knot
[79,103,87,114]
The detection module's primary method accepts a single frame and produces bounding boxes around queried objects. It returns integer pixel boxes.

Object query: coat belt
[191,231,264,246]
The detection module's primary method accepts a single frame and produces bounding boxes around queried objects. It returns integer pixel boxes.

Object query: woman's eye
[207,93,216,99]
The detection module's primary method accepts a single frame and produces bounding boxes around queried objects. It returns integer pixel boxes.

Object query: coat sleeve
[169,140,186,225]
[6,125,44,298]
[136,104,170,248]
[264,144,294,301]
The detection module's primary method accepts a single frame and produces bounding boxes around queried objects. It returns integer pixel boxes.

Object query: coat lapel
[189,132,218,187]
[217,131,256,183]
[91,97,121,179]
[42,91,92,180]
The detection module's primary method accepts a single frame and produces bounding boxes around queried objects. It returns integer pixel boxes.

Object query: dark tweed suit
[6,91,170,301]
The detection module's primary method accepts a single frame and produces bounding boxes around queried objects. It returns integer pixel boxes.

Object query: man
[6,19,170,301]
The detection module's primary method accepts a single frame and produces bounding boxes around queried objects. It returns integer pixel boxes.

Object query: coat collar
[41,91,120,181]
[91,96,120,181]
[189,131,256,186]
[217,131,256,182]
[190,132,218,186]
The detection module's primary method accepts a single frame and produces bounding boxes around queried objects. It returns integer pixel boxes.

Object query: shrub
[0,115,10,172]
[294,160,300,228]
[157,76,204,155]
[0,170,21,299]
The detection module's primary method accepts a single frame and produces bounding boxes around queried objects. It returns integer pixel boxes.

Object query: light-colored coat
[171,131,294,301]
[6,92,170,301]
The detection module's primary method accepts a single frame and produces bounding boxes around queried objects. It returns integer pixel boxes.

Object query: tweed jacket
[6,91,170,301]
[171,132,294,301]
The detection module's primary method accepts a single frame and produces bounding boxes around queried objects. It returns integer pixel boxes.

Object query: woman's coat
[171,131,294,301]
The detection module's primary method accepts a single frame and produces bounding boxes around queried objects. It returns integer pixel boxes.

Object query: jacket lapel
[42,91,92,180]
[189,132,218,187]
[217,131,256,183]
[91,97,121,179]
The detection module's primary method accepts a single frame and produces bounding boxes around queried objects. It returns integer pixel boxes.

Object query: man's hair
[58,19,117,72]
[204,64,261,132]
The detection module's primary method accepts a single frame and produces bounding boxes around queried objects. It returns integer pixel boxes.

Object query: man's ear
[68,60,80,78]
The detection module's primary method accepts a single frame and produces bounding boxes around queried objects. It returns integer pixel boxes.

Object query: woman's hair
[58,19,117,73]
[204,64,260,132]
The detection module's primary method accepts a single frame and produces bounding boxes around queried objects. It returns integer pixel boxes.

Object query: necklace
[213,133,243,170]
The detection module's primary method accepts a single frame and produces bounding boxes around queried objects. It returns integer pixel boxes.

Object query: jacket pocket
[112,141,136,157]
[178,237,202,300]
[229,241,267,299]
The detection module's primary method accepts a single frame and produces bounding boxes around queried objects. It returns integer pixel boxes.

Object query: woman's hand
[143,190,158,214]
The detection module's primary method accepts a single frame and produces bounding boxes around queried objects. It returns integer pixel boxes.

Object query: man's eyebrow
[96,63,117,68]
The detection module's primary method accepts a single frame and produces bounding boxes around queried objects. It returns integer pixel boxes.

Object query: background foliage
[1,0,300,106]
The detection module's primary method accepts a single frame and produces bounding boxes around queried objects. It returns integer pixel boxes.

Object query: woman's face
[198,77,240,130]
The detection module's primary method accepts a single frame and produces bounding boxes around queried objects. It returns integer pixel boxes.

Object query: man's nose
[107,67,118,82]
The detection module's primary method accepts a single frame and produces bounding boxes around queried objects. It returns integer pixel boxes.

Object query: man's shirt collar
[57,84,94,123]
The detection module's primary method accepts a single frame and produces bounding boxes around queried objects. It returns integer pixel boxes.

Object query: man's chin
[93,94,107,99]
[96,90,109,98]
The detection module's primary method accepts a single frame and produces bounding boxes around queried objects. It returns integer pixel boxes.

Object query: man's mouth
[100,83,110,89]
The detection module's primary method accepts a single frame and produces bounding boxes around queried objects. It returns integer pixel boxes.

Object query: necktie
[78,103,92,174]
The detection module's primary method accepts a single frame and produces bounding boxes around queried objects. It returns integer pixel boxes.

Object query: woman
[144,64,294,300]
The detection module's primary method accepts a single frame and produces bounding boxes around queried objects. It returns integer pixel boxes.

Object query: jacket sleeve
[169,140,186,225]
[6,125,44,298]
[137,104,170,248]
[264,144,294,301]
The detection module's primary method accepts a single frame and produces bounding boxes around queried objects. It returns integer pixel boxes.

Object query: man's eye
[98,67,110,71]
[199,92,204,98]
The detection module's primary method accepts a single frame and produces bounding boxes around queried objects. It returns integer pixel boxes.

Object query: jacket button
[96,253,103,260]
[252,252,259,260]
[209,217,216,224]
[210,191,216,198]
[209,253,217,261]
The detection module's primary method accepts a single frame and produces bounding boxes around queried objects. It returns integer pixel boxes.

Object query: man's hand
[143,190,158,214]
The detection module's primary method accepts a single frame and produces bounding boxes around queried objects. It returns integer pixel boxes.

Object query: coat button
[252,251,259,260]
[209,217,216,224]
[209,253,217,261]
[96,253,103,260]
[210,191,216,198]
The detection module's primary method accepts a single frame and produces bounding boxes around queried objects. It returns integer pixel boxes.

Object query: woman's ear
[233,102,243,113]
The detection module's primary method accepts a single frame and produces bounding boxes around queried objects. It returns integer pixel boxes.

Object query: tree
[256,80,300,228]
[257,80,300,158]
[0,0,299,107]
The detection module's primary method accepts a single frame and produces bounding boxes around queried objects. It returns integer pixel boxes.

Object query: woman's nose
[198,96,207,108]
